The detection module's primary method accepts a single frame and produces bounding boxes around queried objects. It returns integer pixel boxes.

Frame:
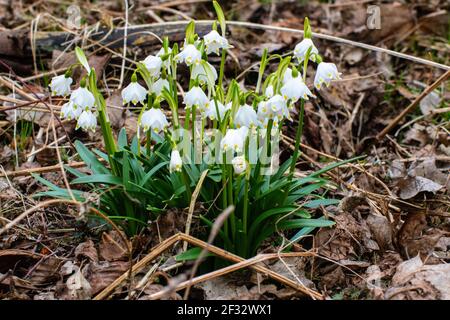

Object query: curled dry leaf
[84,261,129,295]
[99,230,128,262]
[65,267,92,300]
[75,239,98,263]
[385,256,450,300]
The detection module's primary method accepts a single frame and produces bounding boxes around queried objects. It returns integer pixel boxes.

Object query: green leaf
[72,174,123,185]
[75,141,109,174]
[278,218,335,230]
[175,247,215,262]
[75,46,91,73]
[304,198,340,209]
[213,1,226,36]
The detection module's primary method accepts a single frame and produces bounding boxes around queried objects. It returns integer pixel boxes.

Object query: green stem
[181,167,192,204]
[218,49,227,88]
[288,99,305,180]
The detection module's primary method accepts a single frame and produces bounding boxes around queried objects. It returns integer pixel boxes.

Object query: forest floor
[0,0,449,300]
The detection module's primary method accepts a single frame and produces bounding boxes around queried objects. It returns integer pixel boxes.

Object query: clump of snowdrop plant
[40,3,352,259]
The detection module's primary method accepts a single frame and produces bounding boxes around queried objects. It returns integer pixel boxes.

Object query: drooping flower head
[152,78,170,96]
[266,94,291,121]
[175,44,202,66]
[142,55,163,78]
[140,108,169,133]
[232,156,247,175]
[76,110,97,132]
[60,101,82,120]
[203,30,231,55]
[49,74,72,96]
[121,78,147,105]
[183,86,209,111]
[221,127,249,153]
[169,149,182,173]
[70,87,95,111]
[314,62,341,90]
[191,61,218,86]
[281,76,315,102]
[203,100,231,121]
[293,38,319,63]
[234,104,259,129]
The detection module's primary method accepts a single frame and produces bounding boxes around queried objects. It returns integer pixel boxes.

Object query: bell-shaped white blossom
[283,67,293,84]
[70,87,95,110]
[191,61,218,86]
[203,30,231,55]
[175,44,201,66]
[234,104,259,129]
[169,149,182,173]
[60,101,82,120]
[142,55,163,78]
[266,94,291,121]
[140,108,169,133]
[220,127,248,153]
[183,86,209,111]
[232,156,247,175]
[293,38,319,63]
[121,82,147,105]
[152,78,170,96]
[49,75,72,96]
[265,85,274,98]
[281,76,315,102]
[204,100,231,121]
[157,47,172,69]
[314,62,341,90]
[76,110,97,132]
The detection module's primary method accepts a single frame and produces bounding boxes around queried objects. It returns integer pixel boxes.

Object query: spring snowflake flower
[265,85,274,98]
[191,62,218,86]
[140,108,169,133]
[121,81,147,105]
[70,87,95,110]
[169,149,182,173]
[234,104,259,129]
[314,62,341,90]
[266,94,291,121]
[203,30,231,55]
[76,110,97,132]
[293,38,319,63]
[221,127,248,153]
[142,55,163,78]
[204,100,231,121]
[49,75,72,96]
[152,78,170,96]
[183,86,209,110]
[175,44,202,66]
[281,76,315,102]
[283,67,294,84]
[60,101,82,120]
[157,47,172,69]
[232,156,247,175]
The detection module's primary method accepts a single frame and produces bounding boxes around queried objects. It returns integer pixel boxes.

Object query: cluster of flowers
[50,22,340,176]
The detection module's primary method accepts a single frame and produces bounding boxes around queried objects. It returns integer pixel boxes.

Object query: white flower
[234,104,259,128]
[157,47,172,69]
[121,82,147,105]
[142,55,163,78]
[70,87,95,110]
[221,127,248,152]
[293,38,319,63]
[60,101,82,120]
[169,149,182,173]
[141,108,169,133]
[152,78,170,96]
[283,68,293,84]
[191,61,218,86]
[183,86,209,111]
[232,156,247,175]
[265,85,274,98]
[257,101,270,121]
[49,75,72,96]
[175,44,202,66]
[204,100,231,121]
[76,110,97,132]
[266,94,291,121]
[314,62,341,90]
[281,76,315,102]
[203,30,231,55]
